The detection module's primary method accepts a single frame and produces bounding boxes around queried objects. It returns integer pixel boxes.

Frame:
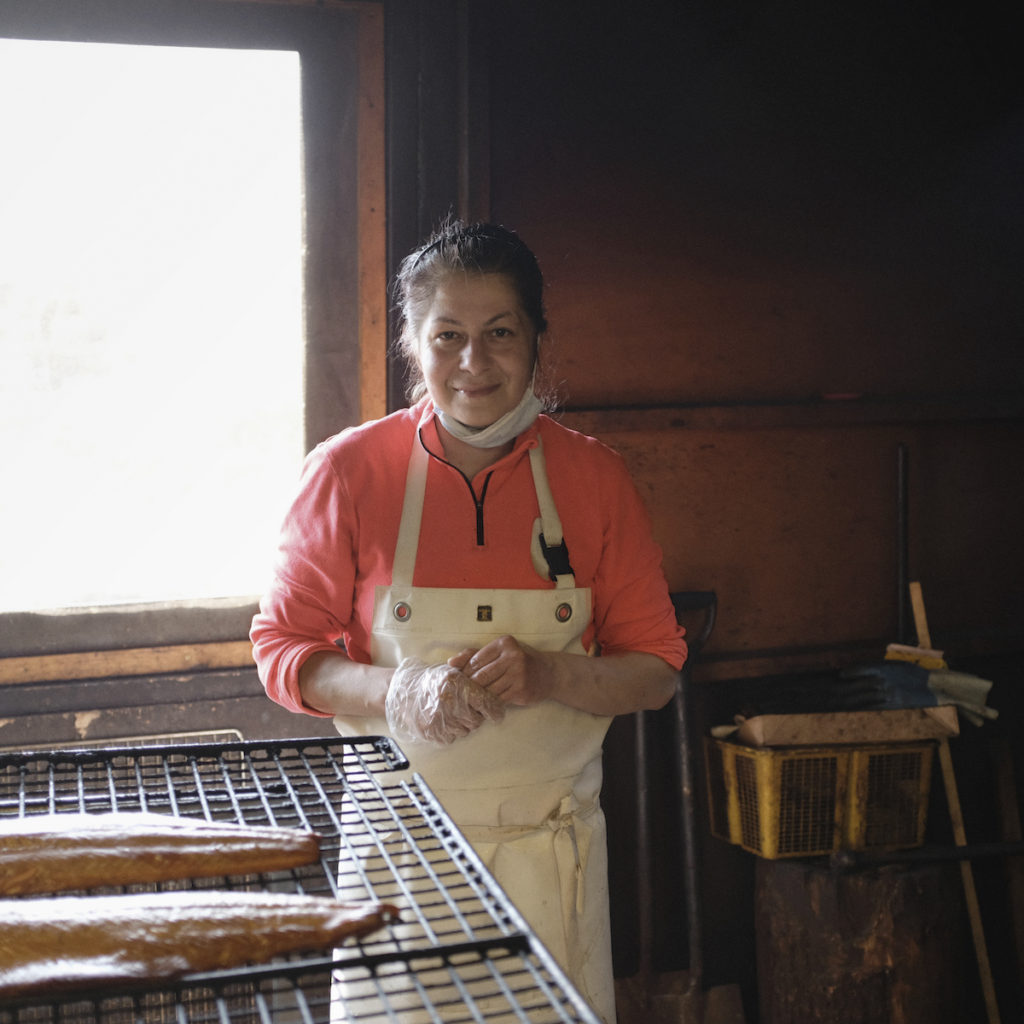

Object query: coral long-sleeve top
[251,400,687,716]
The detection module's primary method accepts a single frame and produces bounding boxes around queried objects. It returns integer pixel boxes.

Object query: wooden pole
[938,737,1002,1024]
[908,581,1000,1023]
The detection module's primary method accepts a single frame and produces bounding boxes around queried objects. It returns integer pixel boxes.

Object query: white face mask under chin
[436,384,544,449]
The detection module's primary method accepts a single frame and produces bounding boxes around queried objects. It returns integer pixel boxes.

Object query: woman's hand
[449,637,559,707]
[385,657,505,745]
[451,639,679,716]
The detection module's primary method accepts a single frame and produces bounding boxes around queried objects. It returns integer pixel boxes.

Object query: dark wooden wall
[481,0,1022,678]
[471,1,1023,1016]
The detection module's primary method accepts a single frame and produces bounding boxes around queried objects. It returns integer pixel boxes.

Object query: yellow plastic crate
[704,737,935,859]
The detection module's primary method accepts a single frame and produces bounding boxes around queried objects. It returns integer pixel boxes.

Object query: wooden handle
[939,739,1002,1023]
[909,581,932,650]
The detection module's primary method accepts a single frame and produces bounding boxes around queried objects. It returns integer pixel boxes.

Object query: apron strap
[392,431,429,587]
[529,441,577,589]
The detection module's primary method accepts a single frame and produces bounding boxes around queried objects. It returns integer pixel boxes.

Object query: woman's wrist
[298,651,392,717]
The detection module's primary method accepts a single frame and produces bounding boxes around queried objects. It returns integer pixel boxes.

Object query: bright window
[0,39,304,613]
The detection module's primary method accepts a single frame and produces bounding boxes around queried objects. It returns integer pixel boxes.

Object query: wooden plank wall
[479,3,1023,1012]
[481,0,1023,681]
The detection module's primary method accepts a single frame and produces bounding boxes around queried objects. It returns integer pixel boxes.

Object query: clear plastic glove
[385,657,506,747]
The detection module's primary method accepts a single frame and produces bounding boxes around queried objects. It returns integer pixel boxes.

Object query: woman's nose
[459,335,490,372]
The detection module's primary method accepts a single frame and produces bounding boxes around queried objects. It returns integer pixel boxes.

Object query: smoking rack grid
[0,736,600,1024]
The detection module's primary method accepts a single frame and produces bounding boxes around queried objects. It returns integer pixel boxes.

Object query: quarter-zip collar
[415,398,540,482]
[414,398,541,547]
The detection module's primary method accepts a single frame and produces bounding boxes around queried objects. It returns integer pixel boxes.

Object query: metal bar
[674,674,703,996]
[670,590,717,1004]
[832,840,1024,869]
[897,442,910,645]
[634,709,653,996]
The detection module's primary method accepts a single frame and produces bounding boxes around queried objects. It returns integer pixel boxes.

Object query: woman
[251,220,687,1023]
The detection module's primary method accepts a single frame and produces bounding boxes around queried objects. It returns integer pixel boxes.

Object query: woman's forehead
[422,273,527,322]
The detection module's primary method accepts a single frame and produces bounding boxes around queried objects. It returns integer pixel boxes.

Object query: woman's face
[414,272,537,429]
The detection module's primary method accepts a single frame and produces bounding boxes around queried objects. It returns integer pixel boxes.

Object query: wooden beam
[558,391,1024,435]
[204,1,380,8]
[356,1,388,424]
[0,641,255,686]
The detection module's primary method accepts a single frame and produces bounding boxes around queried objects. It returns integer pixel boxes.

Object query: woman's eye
[491,327,513,339]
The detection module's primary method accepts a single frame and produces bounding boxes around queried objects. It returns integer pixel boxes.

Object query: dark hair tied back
[395,218,548,341]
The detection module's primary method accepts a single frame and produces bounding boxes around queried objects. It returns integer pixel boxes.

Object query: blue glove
[839,661,934,709]
[841,662,998,725]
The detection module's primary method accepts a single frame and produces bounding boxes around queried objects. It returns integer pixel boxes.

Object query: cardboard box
[730,705,959,748]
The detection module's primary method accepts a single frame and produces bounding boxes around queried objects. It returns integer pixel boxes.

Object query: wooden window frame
[0,0,386,678]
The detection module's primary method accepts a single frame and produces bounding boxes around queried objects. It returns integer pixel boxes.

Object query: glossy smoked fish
[0,890,400,999]
[0,812,322,895]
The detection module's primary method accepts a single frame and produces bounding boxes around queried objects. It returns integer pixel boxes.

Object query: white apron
[334,432,617,1023]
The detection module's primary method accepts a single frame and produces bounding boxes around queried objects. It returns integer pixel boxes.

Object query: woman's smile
[452,380,502,400]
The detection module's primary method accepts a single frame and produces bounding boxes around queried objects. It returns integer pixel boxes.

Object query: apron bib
[334,432,617,1023]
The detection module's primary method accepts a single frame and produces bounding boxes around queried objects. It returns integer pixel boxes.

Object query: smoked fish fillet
[0,813,322,895]
[0,891,400,1000]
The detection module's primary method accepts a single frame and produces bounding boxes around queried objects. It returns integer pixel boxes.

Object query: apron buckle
[539,532,575,582]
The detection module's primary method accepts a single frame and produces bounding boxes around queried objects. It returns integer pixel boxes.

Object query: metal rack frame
[0,737,601,1023]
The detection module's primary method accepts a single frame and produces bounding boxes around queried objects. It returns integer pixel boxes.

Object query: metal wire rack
[0,737,600,1023]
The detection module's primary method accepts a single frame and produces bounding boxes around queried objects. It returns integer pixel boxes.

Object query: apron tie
[454,794,595,919]
[547,794,590,916]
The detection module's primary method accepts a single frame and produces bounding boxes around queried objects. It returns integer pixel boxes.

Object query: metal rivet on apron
[392,601,412,622]
[555,602,573,623]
